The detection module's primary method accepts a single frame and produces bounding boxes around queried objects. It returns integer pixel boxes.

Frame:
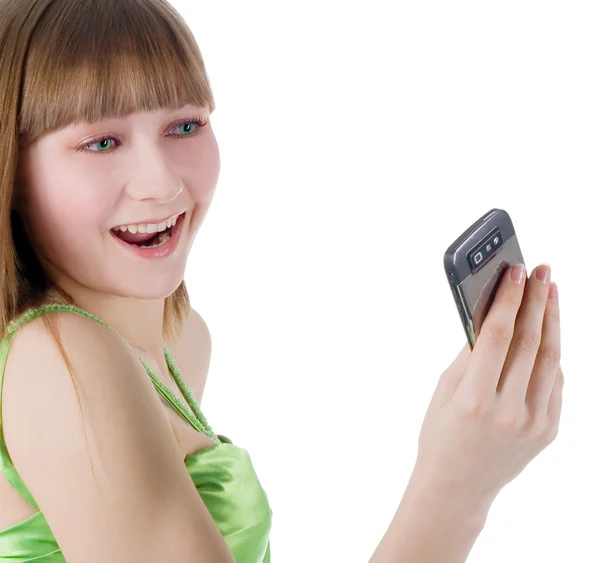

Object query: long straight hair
[0,0,216,352]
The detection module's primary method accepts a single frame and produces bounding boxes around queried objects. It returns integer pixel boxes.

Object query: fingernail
[549,282,559,302]
[535,263,551,284]
[511,263,526,284]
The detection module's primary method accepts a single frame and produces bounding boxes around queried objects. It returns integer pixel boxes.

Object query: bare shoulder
[2,311,227,562]
[3,310,131,410]
[173,307,212,402]
[186,307,212,344]
[4,311,144,416]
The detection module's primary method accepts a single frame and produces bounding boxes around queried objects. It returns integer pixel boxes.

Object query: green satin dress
[0,303,272,562]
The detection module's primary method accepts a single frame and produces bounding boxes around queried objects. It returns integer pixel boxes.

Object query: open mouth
[111,212,185,249]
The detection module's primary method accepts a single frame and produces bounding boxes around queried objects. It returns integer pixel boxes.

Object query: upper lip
[111,210,186,229]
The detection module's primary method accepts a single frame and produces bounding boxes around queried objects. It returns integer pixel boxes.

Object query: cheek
[190,135,221,202]
[23,176,112,261]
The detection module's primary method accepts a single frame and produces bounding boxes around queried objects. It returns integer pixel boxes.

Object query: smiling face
[15,104,220,301]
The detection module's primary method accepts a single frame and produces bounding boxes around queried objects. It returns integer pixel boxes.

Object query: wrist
[405,468,493,532]
[370,471,491,563]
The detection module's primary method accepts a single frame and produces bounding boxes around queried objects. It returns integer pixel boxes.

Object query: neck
[45,283,168,364]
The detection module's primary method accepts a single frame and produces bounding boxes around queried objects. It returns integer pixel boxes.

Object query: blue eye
[93,139,114,152]
[175,122,198,136]
[78,117,208,154]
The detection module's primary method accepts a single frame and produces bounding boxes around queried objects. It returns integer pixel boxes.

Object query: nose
[129,179,183,204]
[126,143,185,203]
[158,185,183,204]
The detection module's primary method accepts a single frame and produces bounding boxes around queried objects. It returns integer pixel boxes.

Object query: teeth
[140,229,171,248]
[113,212,182,234]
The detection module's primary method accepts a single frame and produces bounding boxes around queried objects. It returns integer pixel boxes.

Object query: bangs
[17,0,215,148]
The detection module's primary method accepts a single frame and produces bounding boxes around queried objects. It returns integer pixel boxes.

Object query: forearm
[369,473,491,563]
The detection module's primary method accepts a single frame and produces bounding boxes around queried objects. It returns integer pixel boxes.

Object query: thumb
[428,343,471,409]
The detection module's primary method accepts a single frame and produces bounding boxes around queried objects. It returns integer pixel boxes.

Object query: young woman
[0,1,563,562]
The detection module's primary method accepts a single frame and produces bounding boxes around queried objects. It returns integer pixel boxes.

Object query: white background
[171,2,596,561]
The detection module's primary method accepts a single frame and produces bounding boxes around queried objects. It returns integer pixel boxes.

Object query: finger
[429,343,471,408]
[497,264,552,404]
[458,263,526,398]
[525,281,561,414]
[547,363,564,424]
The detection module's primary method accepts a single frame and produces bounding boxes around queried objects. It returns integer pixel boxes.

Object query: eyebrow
[66,105,207,133]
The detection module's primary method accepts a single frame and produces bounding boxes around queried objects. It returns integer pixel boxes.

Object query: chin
[121,284,183,302]
[103,266,187,302]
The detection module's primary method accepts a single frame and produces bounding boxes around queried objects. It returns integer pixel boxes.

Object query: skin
[370,263,563,562]
[16,103,220,368]
[9,102,563,559]
[0,103,222,535]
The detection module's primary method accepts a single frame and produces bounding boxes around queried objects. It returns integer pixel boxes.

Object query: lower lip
[110,212,186,259]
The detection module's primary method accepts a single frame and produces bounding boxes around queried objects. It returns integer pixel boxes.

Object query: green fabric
[0,304,272,562]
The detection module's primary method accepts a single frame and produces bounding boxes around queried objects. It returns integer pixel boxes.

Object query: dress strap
[0,302,220,510]
[6,304,218,440]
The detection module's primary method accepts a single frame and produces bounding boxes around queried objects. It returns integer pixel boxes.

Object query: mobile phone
[444,208,525,350]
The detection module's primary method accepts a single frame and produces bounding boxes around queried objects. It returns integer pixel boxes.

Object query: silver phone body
[444,208,525,349]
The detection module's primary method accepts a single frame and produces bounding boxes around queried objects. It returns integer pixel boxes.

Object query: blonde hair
[0,0,216,349]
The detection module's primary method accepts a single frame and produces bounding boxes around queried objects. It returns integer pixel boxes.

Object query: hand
[412,263,564,515]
